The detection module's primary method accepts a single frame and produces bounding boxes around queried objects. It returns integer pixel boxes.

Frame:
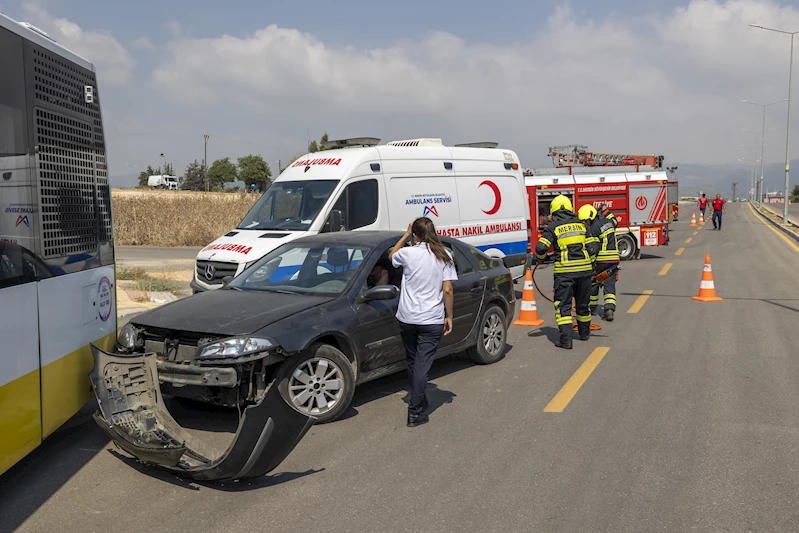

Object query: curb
[118,307,150,318]
[756,203,799,244]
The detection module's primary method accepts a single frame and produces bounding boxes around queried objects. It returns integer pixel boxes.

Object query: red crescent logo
[479,180,502,215]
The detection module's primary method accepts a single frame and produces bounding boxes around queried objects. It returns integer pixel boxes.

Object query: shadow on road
[107,449,324,492]
[0,402,107,533]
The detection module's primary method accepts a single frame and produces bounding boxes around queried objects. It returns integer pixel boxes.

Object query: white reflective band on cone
[700,280,715,289]
[524,281,534,290]
[520,300,538,311]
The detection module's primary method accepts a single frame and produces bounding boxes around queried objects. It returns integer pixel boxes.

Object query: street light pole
[750,24,798,222]
[743,98,787,204]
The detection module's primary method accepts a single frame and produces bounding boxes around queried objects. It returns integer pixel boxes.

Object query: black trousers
[712,210,723,229]
[553,274,592,336]
[590,262,617,311]
[399,322,443,415]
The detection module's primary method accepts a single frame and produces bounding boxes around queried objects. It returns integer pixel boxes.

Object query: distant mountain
[671,159,799,198]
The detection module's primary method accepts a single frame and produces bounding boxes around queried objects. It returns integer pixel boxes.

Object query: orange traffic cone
[692,253,722,302]
[690,212,697,226]
[513,267,544,326]
[699,211,705,225]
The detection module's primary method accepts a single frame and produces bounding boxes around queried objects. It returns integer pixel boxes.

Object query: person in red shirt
[711,194,726,230]
[698,194,709,219]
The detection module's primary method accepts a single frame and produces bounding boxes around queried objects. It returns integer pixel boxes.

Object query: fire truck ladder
[548,145,663,168]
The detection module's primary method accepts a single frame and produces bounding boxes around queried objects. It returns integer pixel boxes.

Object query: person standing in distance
[579,204,620,322]
[389,217,457,427]
[534,195,599,349]
[698,193,708,221]
[712,193,726,230]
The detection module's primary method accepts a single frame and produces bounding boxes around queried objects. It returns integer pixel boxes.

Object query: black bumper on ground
[89,345,315,481]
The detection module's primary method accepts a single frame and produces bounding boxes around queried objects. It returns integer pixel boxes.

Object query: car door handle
[470,285,482,294]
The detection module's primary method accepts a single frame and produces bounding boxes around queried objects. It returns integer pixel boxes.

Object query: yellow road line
[692,231,699,235]
[748,203,799,254]
[627,290,653,314]
[675,247,684,256]
[658,263,673,276]
[685,237,692,243]
[544,347,610,413]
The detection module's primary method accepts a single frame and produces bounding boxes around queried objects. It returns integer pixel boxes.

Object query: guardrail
[754,202,799,244]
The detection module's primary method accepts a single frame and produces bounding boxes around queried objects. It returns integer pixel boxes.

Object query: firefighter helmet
[578,204,597,221]
[550,195,573,214]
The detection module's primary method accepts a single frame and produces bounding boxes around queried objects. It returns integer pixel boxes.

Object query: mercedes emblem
[204,264,216,281]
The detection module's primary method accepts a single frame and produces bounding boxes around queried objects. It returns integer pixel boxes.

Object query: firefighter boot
[590,306,598,316]
[577,321,591,341]
[554,326,573,350]
[604,309,614,322]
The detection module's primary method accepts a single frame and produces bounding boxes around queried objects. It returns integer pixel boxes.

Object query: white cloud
[21,2,135,85]
[132,36,155,51]
[147,0,799,166]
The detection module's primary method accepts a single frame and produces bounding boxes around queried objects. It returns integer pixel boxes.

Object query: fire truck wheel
[617,234,637,261]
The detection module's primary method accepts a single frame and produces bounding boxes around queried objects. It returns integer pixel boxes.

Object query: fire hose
[530,259,620,329]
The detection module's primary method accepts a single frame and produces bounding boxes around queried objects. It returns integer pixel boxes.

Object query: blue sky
[2,0,799,188]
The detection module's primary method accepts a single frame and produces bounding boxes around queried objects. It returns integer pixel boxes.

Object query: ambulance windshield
[238,180,338,231]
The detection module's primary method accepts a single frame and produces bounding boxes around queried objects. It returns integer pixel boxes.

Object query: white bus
[1,13,116,475]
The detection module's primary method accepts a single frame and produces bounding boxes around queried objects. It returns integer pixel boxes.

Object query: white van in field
[190,138,529,293]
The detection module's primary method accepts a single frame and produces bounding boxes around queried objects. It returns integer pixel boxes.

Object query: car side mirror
[222,276,234,285]
[357,284,398,304]
[327,210,344,232]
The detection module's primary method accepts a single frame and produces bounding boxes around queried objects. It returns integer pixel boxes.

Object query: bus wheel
[617,234,637,261]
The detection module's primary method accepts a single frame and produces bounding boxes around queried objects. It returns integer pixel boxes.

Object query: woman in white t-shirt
[389,217,458,427]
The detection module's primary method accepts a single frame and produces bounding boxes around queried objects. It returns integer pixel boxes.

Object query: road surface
[3,204,799,533]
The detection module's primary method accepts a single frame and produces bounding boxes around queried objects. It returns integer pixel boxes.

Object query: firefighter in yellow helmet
[578,203,620,322]
[534,195,599,349]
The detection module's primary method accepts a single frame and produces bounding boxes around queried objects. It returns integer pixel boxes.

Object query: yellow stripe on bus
[0,368,42,476]
[41,332,116,438]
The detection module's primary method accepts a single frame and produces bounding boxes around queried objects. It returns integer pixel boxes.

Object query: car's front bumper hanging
[89,345,315,481]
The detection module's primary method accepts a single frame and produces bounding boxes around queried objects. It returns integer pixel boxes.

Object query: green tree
[206,157,238,189]
[238,154,272,192]
[791,184,799,202]
[181,160,206,191]
[307,133,330,153]
[137,165,160,187]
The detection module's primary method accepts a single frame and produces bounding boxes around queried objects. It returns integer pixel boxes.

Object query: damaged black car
[113,231,516,424]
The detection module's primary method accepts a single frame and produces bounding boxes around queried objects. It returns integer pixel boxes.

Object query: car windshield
[237,180,338,231]
[228,242,370,296]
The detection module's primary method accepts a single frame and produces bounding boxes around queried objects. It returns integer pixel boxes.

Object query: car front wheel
[277,343,356,424]
[467,305,507,365]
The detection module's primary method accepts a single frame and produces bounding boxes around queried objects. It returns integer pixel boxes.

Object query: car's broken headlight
[117,323,144,351]
[197,336,277,359]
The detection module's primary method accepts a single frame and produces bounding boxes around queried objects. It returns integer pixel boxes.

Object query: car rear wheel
[277,343,355,424]
[617,234,636,261]
[467,305,507,365]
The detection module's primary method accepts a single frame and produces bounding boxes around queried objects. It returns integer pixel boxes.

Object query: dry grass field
[112,189,260,246]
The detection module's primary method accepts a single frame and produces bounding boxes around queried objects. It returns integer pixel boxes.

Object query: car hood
[196,229,307,264]
[131,289,335,336]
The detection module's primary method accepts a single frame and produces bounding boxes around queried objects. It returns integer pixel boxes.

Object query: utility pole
[203,134,210,192]
[732,182,738,202]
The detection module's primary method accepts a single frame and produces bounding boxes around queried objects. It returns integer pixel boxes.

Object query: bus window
[0,27,26,156]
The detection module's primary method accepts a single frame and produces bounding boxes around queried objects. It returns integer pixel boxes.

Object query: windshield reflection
[237,180,338,231]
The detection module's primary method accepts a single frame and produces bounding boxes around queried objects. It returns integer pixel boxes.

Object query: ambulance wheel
[467,305,507,365]
[617,234,637,261]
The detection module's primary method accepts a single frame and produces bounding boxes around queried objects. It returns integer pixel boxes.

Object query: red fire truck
[524,145,673,260]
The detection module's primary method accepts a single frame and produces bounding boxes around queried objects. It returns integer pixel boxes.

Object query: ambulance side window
[325,179,379,231]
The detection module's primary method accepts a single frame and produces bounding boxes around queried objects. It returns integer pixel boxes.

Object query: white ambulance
[191,137,529,292]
